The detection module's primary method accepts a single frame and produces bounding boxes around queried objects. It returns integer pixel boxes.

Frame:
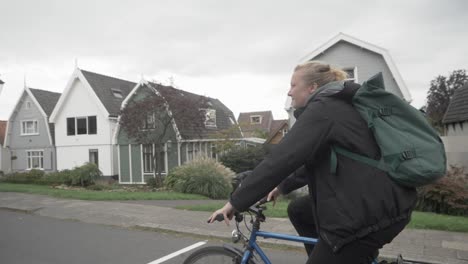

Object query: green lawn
[176,201,468,233]
[0,183,208,200]
[1,183,467,233]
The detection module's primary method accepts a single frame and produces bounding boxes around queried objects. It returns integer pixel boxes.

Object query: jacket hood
[294,80,345,118]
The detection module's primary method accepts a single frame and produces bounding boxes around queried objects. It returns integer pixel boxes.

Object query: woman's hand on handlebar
[207,201,235,226]
[267,187,281,207]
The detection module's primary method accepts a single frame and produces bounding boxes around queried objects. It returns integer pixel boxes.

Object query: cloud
[0,0,467,120]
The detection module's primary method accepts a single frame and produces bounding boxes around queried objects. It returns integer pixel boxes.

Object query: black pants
[287,195,408,264]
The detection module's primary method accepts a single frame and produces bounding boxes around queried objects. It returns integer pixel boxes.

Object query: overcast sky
[0,0,467,120]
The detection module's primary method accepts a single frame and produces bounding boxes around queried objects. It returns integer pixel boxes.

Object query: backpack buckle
[401,150,416,160]
[378,107,392,116]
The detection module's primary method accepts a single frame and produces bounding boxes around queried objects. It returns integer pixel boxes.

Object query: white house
[285,32,411,127]
[50,67,137,177]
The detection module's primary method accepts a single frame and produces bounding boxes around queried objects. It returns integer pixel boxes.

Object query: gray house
[286,32,411,126]
[442,82,468,168]
[4,87,61,172]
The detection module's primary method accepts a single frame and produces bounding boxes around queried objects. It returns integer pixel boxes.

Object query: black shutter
[67,118,75,136]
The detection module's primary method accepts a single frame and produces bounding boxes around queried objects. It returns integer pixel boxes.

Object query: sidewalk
[0,192,467,264]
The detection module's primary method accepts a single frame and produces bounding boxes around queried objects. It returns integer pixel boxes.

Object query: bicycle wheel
[183,246,243,264]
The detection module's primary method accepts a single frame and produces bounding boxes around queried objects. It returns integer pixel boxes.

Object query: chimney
[0,78,4,96]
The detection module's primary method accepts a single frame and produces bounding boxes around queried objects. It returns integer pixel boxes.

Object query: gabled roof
[28,88,61,117]
[265,119,288,144]
[0,120,6,146]
[157,84,241,140]
[80,70,136,117]
[119,81,241,141]
[298,32,411,102]
[443,82,468,124]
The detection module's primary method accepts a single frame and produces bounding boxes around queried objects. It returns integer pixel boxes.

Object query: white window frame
[250,115,262,124]
[76,116,88,135]
[142,144,154,173]
[21,120,39,135]
[343,67,358,82]
[26,150,44,170]
[202,109,217,128]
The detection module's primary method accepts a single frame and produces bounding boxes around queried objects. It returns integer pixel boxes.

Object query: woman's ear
[308,83,318,94]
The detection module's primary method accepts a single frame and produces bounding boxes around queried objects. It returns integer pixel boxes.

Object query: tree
[119,82,207,186]
[426,69,467,133]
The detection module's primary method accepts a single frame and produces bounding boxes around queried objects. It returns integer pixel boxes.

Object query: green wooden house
[115,81,243,184]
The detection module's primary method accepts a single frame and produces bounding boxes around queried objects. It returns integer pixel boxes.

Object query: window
[187,143,194,161]
[89,149,99,167]
[66,116,97,136]
[143,113,155,129]
[77,117,87,134]
[21,120,38,135]
[250,115,261,124]
[88,116,97,134]
[67,118,76,135]
[143,144,154,173]
[281,128,289,136]
[343,67,357,82]
[26,101,31,109]
[202,109,217,127]
[210,143,217,159]
[112,89,123,98]
[27,150,43,169]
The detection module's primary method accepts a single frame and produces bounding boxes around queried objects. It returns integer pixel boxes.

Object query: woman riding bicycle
[208,61,417,264]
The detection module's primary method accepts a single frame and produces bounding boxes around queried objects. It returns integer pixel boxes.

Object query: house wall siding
[119,145,130,182]
[54,79,115,175]
[441,136,468,169]
[6,92,55,172]
[0,145,11,173]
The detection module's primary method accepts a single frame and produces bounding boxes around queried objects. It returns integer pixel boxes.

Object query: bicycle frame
[241,229,318,264]
[239,228,378,264]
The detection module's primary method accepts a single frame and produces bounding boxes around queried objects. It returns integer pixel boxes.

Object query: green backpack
[329,73,447,187]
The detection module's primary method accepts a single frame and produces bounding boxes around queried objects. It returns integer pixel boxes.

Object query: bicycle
[183,198,431,264]
[183,198,382,264]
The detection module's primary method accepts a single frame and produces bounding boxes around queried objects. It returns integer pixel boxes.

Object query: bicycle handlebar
[208,197,269,223]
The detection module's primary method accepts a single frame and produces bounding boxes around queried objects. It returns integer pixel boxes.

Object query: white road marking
[146,240,207,264]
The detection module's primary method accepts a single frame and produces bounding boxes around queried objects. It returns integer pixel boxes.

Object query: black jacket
[230,81,417,252]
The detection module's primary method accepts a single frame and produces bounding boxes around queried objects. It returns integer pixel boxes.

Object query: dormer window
[343,67,357,82]
[250,115,262,124]
[111,89,123,98]
[203,109,217,128]
[143,113,155,129]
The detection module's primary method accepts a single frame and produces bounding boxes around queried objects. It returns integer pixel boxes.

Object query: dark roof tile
[443,83,468,124]
[29,88,61,117]
[81,70,136,117]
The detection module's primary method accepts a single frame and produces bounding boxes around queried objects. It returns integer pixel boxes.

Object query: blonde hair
[294,61,348,87]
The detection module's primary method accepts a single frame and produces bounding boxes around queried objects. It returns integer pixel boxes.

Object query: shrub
[219,145,267,173]
[416,165,468,216]
[70,163,102,187]
[165,158,234,199]
[39,170,73,186]
[146,177,161,189]
[2,169,45,184]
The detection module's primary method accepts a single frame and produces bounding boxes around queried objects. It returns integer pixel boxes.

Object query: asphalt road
[0,210,308,264]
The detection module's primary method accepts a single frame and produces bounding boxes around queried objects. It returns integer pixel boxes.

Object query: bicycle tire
[183,246,244,264]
